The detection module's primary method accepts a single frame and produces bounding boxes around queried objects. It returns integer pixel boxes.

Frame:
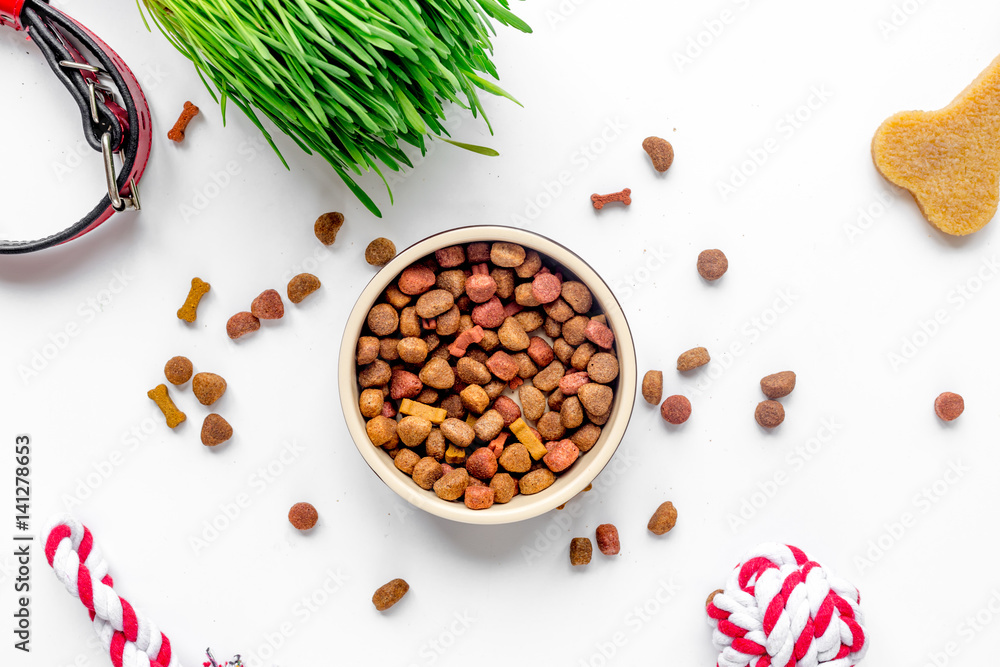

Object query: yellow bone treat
[398,398,447,424]
[177,277,211,323]
[509,418,548,460]
[872,54,1000,236]
[147,384,186,428]
[445,444,467,465]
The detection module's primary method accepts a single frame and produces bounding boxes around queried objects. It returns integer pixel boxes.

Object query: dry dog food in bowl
[339,227,636,525]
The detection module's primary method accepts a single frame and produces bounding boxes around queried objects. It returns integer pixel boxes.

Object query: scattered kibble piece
[226,311,260,339]
[677,347,710,371]
[288,502,318,530]
[147,384,186,428]
[314,211,344,245]
[164,356,193,385]
[251,289,285,320]
[201,414,233,446]
[642,370,663,405]
[660,395,691,425]
[287,273,322,304]
[755,400,785,429]
[760,371,796,399]
[697,249,728,281]
[366,237,397,266]
[177,277,210,323]
[935,392,965,422]
[648,501,678,535]
[596,524,620,556]
[570,537,593,566]
[193,372,227,406]
[167,101,200,142]
[372,578,409,611]
[591,188,632,210]
[642,136,674,172]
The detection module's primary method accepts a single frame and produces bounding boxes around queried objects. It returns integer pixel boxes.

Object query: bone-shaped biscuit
[872,54,1000,236]
[591,188,632,210]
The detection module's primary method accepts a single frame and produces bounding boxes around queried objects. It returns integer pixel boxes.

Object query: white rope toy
[44,515,181,667]
[706,543,868,667]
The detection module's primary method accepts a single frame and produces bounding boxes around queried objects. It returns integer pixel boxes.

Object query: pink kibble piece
[596,524,620,555]
[486,351,519,382]
[531,273,563,304]
[390,368,423,400]
[435,245,466,268]
[584,320,615,349]
[465,274,497,303]
[559,372,590,396]
[227,311,260,339]
[527,337,555,366]
[471,296,506,328]
[398,265,437,295]
[464,485,495,510]
[493,396,522,425]
[543,439,580,473]
[250,289,285,320]
[381,401,396,419]
[466,242,491,263]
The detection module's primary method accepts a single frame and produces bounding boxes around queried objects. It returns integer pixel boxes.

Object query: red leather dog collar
[0,0,152,254]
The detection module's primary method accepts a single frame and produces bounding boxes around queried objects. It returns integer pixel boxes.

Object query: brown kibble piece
[394,448,421,475]
[755,400,785,429]
[642,371,663,405]
[367,303,399,336]
[587,353,619,383]
[498,317,530,351]
[287,273,322,303]
[147,384,186,428]
[359,359,392,387]
[360,388,384,418]
[935,392,965,421]
[167,101,200,142]
[473,410,505,442]
[498,442,532,473]
[397,337,429,365]
[440,418,475,448]
[201,414,233,446]
[251,289,285,320]
[372,578,409,611]
[433,467,470,500]
[192,372,227,406]
[419,357,455,390]
[365,237,397,266]
[415,289,455,319]
[288,502,318,530]
[367,416,398,447]
[490,473,518,504]
[578,383,613,416]
[660,395,691,425]
[677,347,710,372]
[596,524,620,555]
[397,416,432,447]
[520,468,556,495]
[760,371,797,399]
[314,212,344,245]
[697,250,728,281]
[357,336,380,365]
[227,311,260,339]
[642,136,674,172]
[648,501,678,535]
[177,277,210,323]
[412,457,444,489]
[570,538,593,566]
[561,281,593,314]
[490,242,526,268]
[164,356,193,385]
[571,423,601,452]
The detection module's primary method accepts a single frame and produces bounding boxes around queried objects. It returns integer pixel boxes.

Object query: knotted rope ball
[706,544,868,667]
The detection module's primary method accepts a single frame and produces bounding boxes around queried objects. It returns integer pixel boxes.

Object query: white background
[2,0,999,665]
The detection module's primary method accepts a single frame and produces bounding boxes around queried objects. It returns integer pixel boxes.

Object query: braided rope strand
[707,543,867,667]
[44,515,181,667]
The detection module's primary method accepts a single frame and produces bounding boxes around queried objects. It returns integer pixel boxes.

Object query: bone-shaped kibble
[147,383,186,428]
[873,54,1000,236]
[591,188,632,210]
[177,277,211,323]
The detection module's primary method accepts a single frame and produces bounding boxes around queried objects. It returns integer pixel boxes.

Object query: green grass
[141,0,530,216]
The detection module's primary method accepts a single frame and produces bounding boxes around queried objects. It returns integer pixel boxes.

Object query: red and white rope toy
[44,515,181,667]
[706,543,868,667]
